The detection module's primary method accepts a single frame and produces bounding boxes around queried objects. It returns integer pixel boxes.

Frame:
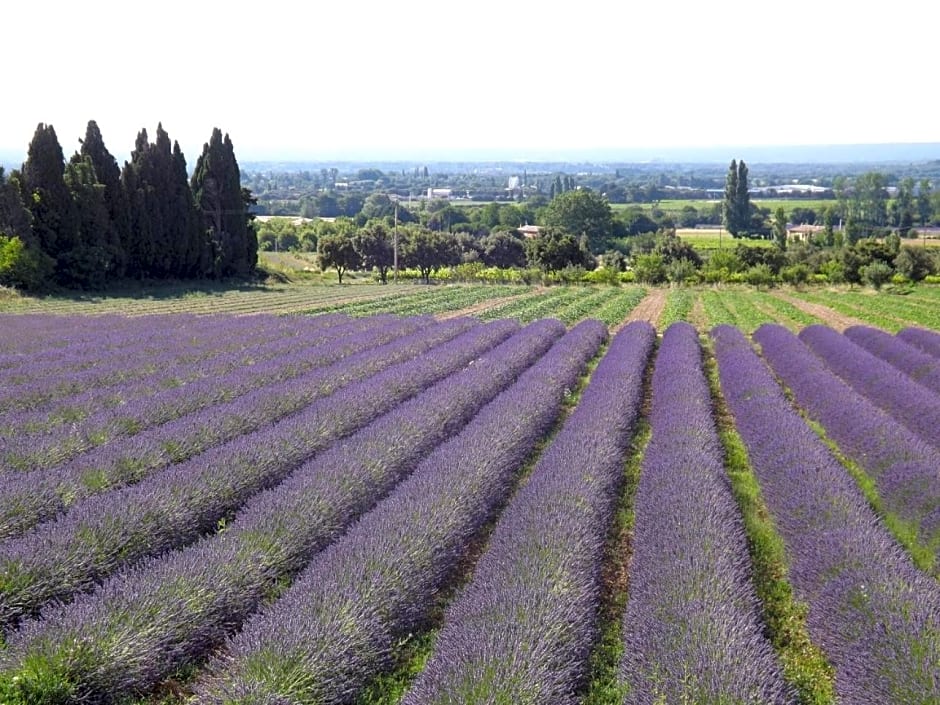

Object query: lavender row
[0,312,357,440]
[401,322,655,704]
[898,326,940,359]
[799,324,940,453]
[755,324,940,568]
[0,314,417,472]
[620,323,791,704]
[0,319,513,629]
[886,327,940,366]
[0,313,345,414]
[843,325,940,397]
[0,317,437,539]
[192,320,608,704]
[0,312,297,385]
[0,320,566,702]
[713,324,940,704]
[0,313,205,366]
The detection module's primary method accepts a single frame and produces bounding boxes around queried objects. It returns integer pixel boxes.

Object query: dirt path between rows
[612,288,668,333]
[435,292,531,321]
[770,291,866,332]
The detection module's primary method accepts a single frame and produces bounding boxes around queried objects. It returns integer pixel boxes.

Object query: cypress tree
[734,159,750,236]
[121,128,157,278]
[20,123,77,267]
[122,124,204,278]
[62,154,117,288]
[722,159,739,237]
[80,120,128,276]
[191,128,256,277]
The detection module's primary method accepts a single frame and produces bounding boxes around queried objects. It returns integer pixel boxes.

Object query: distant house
[517,224,541,239]
[427,188,453,200]
[786,223,826,243]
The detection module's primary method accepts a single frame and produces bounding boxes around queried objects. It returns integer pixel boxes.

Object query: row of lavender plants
[0,320,568,703]
[400,321,655,704]
[843,325,940,397]
[191,320,608,703]
[0,316,441,540]
[798,325,940,453]
[898,326,940,358]
[754,324,940,571]
[0,312,358,439]
[713,324,940,704]
[0,319,514,630]
[0,313,217,365]
[620,322,791,704]
[0,314,422,472]
[0,314,310,412]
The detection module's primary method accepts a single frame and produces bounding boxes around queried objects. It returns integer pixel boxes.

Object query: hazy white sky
[2,0,936,162]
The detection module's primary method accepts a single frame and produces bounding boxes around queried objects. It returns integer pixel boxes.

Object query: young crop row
[0,313,938,704]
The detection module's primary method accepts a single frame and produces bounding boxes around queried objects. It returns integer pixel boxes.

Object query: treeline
[0,121,256,290]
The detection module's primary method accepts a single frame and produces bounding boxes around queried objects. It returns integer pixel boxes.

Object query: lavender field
[0,312,938,705]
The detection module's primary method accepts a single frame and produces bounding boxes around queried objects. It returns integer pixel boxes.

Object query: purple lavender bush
[843,324,940,397]
[191,320,607,704]
[0,320,567,703]
[0,319,512,630]
[898,326,940,359]
[755,323,940,570]
[713,324,940,704]
[0,316,434,539]
[400,321,655,705]
[619,322,792,705]
[798,324,940,452]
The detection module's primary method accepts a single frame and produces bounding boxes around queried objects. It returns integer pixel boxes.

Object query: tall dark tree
[191,128,257,277]
[20,123,77,267]
[0,168,33,243]
[122,124,206,278]
[62,154,120,288]
[722,159,739,236]
[722,159,751,237]
[79,120,128,276]
[734,159,750,235]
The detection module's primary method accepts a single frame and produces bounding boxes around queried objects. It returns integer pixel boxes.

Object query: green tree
[402,227,459,283]
[353,221,395,283]
[772,207,788,250]
[893,246,934,282]
[734,160,750,236]
[0,234,54,290]
[123,125,207,278]
[723,159,752,237]
[62,154,120,288]
[318,232,361,284]
[480,230,526,269]
[540,188,614,252]
[860,260,893,290]
[525,227,593,275]
[20,123,77,276]
[191,128,257,278]
[0,168,33,244]
[79,120,128,276]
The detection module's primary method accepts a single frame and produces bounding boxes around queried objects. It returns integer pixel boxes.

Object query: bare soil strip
[612,288,668,333]
[687,293,709,332]
[770,291,866,332]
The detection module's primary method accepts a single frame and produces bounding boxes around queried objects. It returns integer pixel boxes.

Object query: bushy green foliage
[0,235,54,290]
